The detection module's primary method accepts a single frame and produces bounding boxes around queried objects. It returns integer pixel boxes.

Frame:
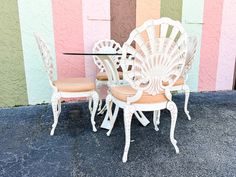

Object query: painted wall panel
[182,0,204,91]
[198,0,224,91]
[82,0,111,80]
[52,0,85,79]
[111,0,136,45]
[18,0,55,105]
[136,0,160,27]
[0,1,27,107]
[216,0,236,90]
[161,0,183,21]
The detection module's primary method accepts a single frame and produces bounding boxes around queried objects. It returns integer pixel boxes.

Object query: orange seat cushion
[111,85,168,104]
[163,77,185,86]
[96,72,123,81]
[53,78,95,92]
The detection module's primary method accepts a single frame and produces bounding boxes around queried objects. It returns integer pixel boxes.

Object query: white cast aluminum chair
[35,34,99,135]
[93,39,123,113]
[92,39,150,130]
[153,36,198,128]
[106,18,188,162]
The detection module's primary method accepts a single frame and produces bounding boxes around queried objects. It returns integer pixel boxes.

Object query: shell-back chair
[35,34,99,135]
[93,39,123,113]
[106,17,188,162]
[153,36,198,129]
[92,39,150,130]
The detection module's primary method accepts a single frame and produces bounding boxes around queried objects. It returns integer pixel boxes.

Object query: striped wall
[0,0,235,107]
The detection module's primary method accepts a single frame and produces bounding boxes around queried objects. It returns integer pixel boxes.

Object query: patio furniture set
[35,17,197,163]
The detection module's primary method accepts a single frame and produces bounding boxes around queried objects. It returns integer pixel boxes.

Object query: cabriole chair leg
[50,94,60,136]
[167,101,179,154]
[122,106,134,163]
[183,85,191,120]
[98,99,103,112]
[91,92,99,132]
[106,94,119,136]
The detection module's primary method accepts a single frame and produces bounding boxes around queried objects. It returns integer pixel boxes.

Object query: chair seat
[163,77,185,86]
[53,78,95,92]
[174,77,185,86]
[96,72,123,81]
[111,85,168,104]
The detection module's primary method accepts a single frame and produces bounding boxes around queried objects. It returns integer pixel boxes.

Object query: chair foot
[106,131,111,136]
[153,110,160,131]
[122,152,128,163]
[185,110,191,121]
[183,85,191,120]
[50,127,56,136]
[171,138,179,154]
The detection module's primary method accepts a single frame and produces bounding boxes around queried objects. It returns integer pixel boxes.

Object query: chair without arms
[35,34,99,135]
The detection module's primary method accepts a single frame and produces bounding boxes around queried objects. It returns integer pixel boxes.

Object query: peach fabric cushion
[163,77,185,86]
[96,72,123,81]
[111,85,168,104]
[53,78,95,92]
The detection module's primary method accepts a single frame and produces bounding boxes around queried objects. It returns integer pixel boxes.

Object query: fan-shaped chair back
[122,18,188,95]
[35,34,55,83]
[182,36,198,77]
[93,39,122,83]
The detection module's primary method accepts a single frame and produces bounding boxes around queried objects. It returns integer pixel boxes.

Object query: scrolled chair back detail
[182,36,198,77]
[93,39,122,73]
[34,34,55,83]
[121,18,188,96]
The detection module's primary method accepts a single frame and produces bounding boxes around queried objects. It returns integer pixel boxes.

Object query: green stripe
[160,0,183,21]
[0,1,28,107]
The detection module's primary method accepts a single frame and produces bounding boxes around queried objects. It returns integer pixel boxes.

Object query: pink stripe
[52,0,85,79]
[82,0,111,80]
[216,0,236,90]
[198,0,224,91]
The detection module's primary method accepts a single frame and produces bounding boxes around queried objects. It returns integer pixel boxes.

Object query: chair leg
[90,92,99,132]
[167,101,179,154]
[97,104,107,115]
[98,99,103,112]
[50,93,60,136]
[153,110,159,131]
[156,110,161,125]
[122,105,134,163]
[183,85,191,120]
[106,104,119,136]
[88,97,92,114]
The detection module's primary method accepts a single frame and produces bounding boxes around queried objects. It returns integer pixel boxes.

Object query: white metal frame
[106,17,188,162]
[35,34,99,135]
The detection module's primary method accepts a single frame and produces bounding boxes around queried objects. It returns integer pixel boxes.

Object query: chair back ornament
[93,39,122,72]
[121,18,188,100]
[35,34,55,84]
[182,36,198,77]
[93,39,123,84]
